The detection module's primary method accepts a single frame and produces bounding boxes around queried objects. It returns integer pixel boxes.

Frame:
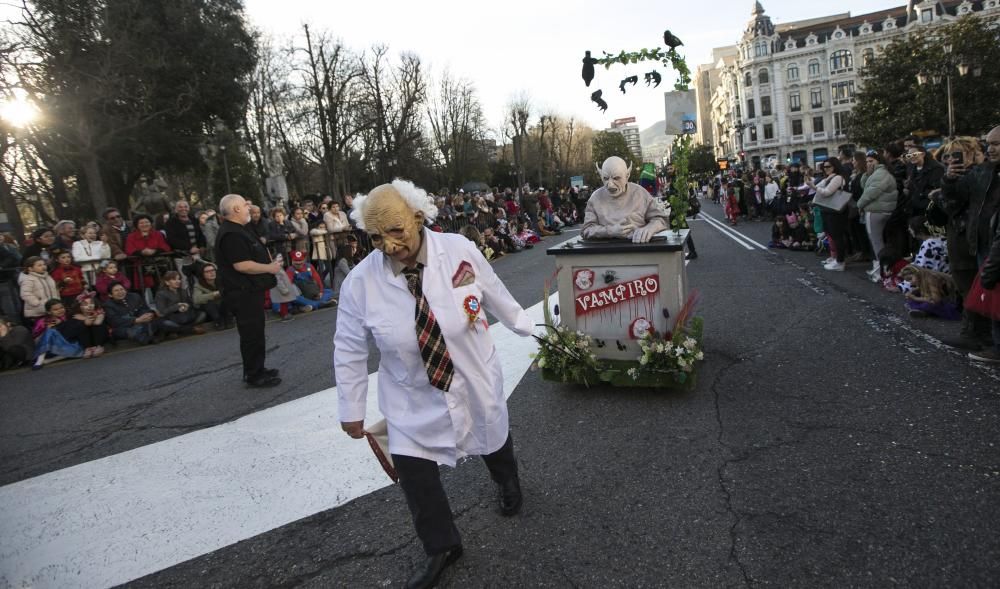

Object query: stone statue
[264,146,289,205]
[132,177,173,217]
[581,156,669,243]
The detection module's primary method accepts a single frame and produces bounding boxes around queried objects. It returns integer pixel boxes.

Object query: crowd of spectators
[706,125,1000,362]
[0,184,586,371]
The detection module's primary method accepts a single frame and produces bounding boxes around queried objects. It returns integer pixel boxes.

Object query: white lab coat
[334,231,533,466]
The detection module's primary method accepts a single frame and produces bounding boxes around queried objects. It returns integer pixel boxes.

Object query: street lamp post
[220,144,232,194]
[916,43,981,137]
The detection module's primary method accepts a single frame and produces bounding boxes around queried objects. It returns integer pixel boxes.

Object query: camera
[951,151,964,165]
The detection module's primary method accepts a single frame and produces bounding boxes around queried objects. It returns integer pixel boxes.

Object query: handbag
[812,188,851,212]
[964,262,1000,320]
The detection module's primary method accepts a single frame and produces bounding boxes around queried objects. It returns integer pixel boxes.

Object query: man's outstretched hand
[632,224,659,243]
[341,421,365,439]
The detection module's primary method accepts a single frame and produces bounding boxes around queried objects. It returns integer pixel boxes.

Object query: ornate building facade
[707,0,1000,169]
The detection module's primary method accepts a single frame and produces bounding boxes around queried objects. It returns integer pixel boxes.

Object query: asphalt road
[2,202,999,588]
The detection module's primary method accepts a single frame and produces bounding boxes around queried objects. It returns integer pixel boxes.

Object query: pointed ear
[595,162,602,176]
[626,161,633,177]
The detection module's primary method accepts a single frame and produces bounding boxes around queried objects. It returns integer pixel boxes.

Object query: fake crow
[663,30,683,49]
[644,71,662,87]
[618,75,638,94]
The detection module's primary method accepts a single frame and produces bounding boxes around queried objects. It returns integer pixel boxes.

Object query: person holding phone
[940,126,1000,360]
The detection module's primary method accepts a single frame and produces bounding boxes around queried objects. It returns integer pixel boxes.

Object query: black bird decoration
[644,70,662,87]
[591,89,608,112]
[618,75,638,94]
[663,30,683,49]
[581,50,599,87]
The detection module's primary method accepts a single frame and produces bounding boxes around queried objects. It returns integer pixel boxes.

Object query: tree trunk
[81,151,109,216]
[0,169,26,243]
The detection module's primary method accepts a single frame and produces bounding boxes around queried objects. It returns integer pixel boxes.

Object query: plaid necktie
[402,265,454,392]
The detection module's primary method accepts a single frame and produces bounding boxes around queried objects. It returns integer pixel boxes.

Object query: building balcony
[761,138,779,146]
[744,140,759,148]
[812,132,827,140]
[791,134,806,144]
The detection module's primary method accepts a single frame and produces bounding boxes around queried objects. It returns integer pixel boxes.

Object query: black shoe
[246,374,281,388]
[685,252,698,260]
[406,546,463,589]
[497,476,522,516]
[243,367,279,382]
[940,335,983,351]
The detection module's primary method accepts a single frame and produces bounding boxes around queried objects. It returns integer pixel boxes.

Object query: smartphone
[951,151,964,165]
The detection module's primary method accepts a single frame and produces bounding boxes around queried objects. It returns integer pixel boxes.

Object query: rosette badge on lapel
[463,295,481,327]
[452,260,481,328]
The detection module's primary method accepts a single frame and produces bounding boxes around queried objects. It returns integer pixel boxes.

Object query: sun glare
[0,96,38,128]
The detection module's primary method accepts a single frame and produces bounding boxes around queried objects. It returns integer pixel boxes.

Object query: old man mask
[596,156,633,197]
[352,180,437,264]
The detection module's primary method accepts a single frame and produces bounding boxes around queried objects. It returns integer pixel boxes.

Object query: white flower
[683,337,697,350]
[639,356,648,365]
[656,343,665,354]
[627,367,639,379]
[677,358,687,368]
[537,357,546,368]
[576,339,588,349]
[674,347,684,357]
[664,341,673,352]
[695,351,704,361]
[548,334,559,344]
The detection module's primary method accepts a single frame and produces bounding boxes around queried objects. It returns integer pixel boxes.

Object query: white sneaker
[822,257,835,265]
[824,261,846,271]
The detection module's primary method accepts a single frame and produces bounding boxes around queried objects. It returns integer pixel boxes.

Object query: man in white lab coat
[334,179,534,589]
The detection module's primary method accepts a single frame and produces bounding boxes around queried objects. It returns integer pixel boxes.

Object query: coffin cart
[542,229,702,388]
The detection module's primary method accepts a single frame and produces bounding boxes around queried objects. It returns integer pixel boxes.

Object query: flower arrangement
[533,286,704,388]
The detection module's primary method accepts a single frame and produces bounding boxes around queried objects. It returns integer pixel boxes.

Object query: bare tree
[360,46,427,183]
[504,92,532,190]
[427,70,489,189]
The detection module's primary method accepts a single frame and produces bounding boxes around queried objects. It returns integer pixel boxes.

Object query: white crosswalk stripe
[0,298,550,589]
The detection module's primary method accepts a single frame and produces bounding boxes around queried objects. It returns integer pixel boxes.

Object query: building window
[830,50,853,72]
[789,92,801,112]
[832,81,855,104]
[921,8,933,23]
[792,150,808,164]
[749,125,758,141]
[808,59,821,77]
[759,69,769,84]
[863,48,875,66]
[747,99,756,119]
[813,116,825,133]
[787,63,799,81]
[761,96,772,116]
[792,119,803,135]
[810,88,823,108]
[755,42,768,57]
[834,111,851,136]
[745,71,753,87]
[763,123,774,140]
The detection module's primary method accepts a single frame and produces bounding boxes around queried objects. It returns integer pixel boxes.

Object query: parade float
[532,28,703,389]
[537,231,702,389]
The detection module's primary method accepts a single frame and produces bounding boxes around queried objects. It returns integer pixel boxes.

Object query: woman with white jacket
[71,225,111,285]
[807,157,850,271]
[18,256,60,323]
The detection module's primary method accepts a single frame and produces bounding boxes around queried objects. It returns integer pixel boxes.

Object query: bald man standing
[215,194,283,388]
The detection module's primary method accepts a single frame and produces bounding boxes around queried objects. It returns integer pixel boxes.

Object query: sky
[243,0,905,135]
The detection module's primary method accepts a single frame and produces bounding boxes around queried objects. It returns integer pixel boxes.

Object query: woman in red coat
[125,214,171,289]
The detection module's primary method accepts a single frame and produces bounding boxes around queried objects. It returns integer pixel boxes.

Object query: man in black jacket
[164,200,207,255]
[905,146,945,218]
[216,194,283,387]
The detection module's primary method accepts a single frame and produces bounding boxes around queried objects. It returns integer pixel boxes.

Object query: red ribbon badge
[463,295,481,326]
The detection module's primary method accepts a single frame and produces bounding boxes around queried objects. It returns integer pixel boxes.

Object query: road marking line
[696,213,754,250]
[698,213,769,251]
[0,297,550,589]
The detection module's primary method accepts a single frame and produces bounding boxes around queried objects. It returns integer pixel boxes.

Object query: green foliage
[848,15,1000,146]
[687,144,719,176]
[597,47,692,91]
[668,134,692,230]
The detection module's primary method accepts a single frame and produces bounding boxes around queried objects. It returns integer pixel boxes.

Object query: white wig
[350,179,438,230]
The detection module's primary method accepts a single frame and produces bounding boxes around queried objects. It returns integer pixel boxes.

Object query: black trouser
[200,300,229,325]
[78,325,108,348]
[392,434,518,556]
[225,290,266,378]
[685,232,697,256]
[821,209,849,263]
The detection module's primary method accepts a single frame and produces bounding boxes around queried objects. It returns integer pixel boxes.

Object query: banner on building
[663,90,697,136]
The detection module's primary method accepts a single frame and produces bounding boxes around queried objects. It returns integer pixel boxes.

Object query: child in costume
[50,250,86,307]
[898,265,960,319]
